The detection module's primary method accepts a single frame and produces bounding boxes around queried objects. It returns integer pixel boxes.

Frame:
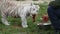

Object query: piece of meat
[32,14,36,22]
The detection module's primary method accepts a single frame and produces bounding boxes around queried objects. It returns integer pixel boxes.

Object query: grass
[0,3,55,34]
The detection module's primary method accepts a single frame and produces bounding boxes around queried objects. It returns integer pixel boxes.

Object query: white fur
[0,1,40,28]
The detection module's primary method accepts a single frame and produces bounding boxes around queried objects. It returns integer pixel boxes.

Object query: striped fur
[0,0,40,28]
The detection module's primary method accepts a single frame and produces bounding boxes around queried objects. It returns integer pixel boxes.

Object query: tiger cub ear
[31,3,34,6]
[35,5,40,9]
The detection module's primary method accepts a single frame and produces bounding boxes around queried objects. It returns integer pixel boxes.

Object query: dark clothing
[47,1,60,34]
[47,6,60,30]
[47,6,60,34]
[47,0,60,31]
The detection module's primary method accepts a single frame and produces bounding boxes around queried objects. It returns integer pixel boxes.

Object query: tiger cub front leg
[21,16,28,28]
[1,13,10,25]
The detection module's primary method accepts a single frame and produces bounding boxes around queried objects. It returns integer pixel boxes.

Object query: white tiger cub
[0,1,40,28]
